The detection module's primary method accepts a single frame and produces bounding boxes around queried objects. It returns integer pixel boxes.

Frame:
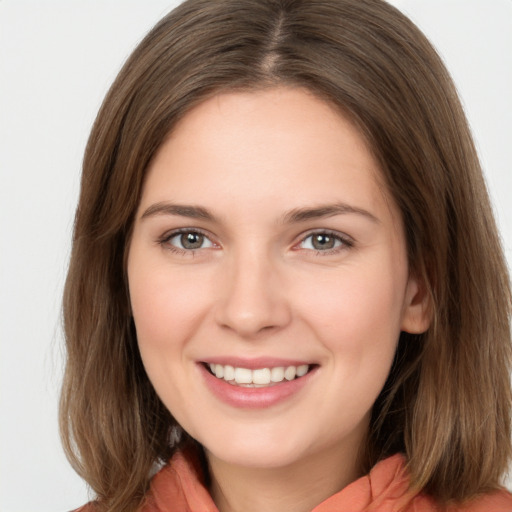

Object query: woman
[61,0,512,511]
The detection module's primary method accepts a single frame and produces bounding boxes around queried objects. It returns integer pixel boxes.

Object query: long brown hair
[60,0,512,510]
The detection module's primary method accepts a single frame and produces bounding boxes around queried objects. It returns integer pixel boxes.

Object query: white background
[0,1,511,511]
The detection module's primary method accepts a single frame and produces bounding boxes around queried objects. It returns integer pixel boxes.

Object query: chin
[206,443,307,470]
[196,428,300,467]
[198,423,335,471]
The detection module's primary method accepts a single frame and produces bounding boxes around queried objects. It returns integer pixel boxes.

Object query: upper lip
[200,357,314,369]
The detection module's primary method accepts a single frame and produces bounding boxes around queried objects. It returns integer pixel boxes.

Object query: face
[127,87,429,472]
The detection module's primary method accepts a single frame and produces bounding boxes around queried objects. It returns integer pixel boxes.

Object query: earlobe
[401,274,433,334]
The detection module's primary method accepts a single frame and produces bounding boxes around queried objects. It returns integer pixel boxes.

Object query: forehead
[141,87,395,221]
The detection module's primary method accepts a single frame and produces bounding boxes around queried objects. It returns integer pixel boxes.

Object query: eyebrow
[281,203,380,224]
[140,201,379,224]
[141,202,214,221]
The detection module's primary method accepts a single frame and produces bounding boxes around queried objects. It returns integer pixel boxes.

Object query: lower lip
[198,364,317,409]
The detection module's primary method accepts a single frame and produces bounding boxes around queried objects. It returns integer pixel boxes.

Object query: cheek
[127,258,212,419]
[295,262,406,424]
[128,262,211,350]
[295,259,406,359]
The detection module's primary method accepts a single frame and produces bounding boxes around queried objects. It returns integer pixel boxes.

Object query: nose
[214,247,292,338]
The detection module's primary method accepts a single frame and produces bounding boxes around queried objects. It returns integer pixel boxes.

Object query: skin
[127,87,430,512]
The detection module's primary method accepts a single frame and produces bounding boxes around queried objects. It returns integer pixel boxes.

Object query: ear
[401,273,432,334]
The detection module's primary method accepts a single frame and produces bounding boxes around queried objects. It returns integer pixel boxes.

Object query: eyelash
[158,229,353,256]
[158,228,216,256]
[296,230,353,255]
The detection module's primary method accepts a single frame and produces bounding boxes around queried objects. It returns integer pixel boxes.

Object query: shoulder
[367,455,512,512]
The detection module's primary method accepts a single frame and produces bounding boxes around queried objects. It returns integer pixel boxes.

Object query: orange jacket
[76,450,512,511]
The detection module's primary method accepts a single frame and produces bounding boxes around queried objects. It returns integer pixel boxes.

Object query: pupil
[313,234,334,250]
[181,232,203,249]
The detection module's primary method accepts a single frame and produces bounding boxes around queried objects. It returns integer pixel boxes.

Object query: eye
[298,231,352,252]
[162,230,215,251]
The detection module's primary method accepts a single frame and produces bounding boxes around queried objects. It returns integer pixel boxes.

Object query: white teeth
[223,365,235,381]
[214,364,224,379]
[284,366,296,380]
[296,364,308,377]
[207,363,310,386]
[234,367,252,384]
[270,367,285,382]
[252,368,271,385]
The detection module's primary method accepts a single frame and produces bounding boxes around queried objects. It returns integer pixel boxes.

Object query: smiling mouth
[205,363,314,387]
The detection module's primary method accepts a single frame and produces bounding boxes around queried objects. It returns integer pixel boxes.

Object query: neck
[206,439,365,512]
